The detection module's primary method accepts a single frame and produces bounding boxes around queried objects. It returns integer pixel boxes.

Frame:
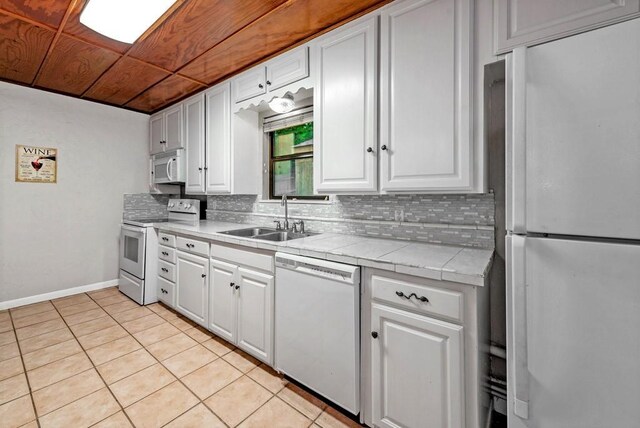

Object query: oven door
[120,225,146,279]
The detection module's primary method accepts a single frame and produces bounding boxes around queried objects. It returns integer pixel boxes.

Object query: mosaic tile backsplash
[206,194,495,248]
[123,193,178,220]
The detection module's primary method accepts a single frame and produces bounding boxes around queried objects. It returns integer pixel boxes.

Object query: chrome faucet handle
[293,220,305,234]
[292,222,299,233]
[273,220,282,230]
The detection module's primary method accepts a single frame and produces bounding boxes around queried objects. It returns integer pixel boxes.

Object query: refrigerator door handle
[509,234,529,419]
[506,47,527,234]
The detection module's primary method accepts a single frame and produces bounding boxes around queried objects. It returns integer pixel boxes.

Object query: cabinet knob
[381,145,387,151]
[198,167,202,171]
[235,285,240,290]
[201,273,206,278]
[366,147,373,153]
[229,282,235,288]
[266,80,271,86]
[258,83,264,89]
[371,332,378,339]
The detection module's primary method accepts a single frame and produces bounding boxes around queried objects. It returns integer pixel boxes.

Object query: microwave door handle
[166,158,174,182]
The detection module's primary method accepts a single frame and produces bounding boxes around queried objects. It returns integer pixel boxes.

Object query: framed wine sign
[15,145,58,183]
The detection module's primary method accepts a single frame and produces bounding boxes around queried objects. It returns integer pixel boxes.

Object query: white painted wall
[0,82,149,303]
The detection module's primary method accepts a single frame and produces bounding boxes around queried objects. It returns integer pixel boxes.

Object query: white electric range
[119,199,201,305]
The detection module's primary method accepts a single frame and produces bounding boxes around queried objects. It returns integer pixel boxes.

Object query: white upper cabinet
[149,104,184,154]
[184,94,206,194]
[380,0,473,192]
[314,16,378,193]
[233,47,309,104]
[494,0,640,54]
[205,82,232,194]
[266,47,309,92]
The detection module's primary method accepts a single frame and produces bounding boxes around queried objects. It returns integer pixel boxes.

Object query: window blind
[263,106,313,133]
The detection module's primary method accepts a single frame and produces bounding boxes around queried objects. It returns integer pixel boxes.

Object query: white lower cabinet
[371,303,464,428]
[208,243,274,365]
[176,250,209,327]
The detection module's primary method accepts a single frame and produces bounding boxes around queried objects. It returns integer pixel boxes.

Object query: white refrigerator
[505,18,640,428]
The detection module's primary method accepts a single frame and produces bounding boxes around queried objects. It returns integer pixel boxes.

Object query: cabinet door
[233,67,266,103]
[150,113,165,154]
[184,94,206,194]
[236,267,273,364]
[176,251,208,327]
[164,104,184,151]
[266,47,309,91]
[495,0,640,54]
[380,0,473,192]
[314,17,378,193]
[371,303,464,428]
[209,259,238,343]
[205,82,231,194]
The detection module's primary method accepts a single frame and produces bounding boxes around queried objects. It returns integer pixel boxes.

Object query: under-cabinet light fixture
[80,0,177,44]
[269,93,296,113]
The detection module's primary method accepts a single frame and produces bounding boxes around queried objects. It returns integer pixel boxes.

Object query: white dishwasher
[275,253,360,414]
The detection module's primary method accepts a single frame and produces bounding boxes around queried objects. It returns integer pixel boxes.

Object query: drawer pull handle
[161,268,168,272]
[162,252,169,256]
[162,237,169,241]
[395,291,429,303]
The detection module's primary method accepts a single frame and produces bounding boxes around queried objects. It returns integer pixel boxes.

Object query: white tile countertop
[155,220,494,286]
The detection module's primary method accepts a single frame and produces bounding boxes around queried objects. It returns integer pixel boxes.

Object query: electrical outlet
[394,209,404,222]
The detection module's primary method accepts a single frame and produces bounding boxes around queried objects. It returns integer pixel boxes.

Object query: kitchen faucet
[281,193,290,230]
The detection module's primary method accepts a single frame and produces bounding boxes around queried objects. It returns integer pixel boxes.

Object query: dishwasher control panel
[275,253,359,284]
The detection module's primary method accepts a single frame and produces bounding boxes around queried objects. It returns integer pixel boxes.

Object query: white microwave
[152,149,185,184]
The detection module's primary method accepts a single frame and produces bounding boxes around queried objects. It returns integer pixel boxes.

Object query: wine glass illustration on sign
[31,154,56,172]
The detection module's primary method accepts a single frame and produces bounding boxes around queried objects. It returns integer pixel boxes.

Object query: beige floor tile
[147,303,178,320]
[88,287,120,300]
[91,410,133,428]
[278,383,328,420]
[111,306,152,324]
[121,313,165,334]
[223,349,261,373]
[162,344,217,378]
[133,322,179,347]
[315,407,363,428]
[238,397,312,428]
[12,310,59,329]
[205,376,273,426]
[167,316,197,331]
[10,301,54,319]
[0,312,10,323]
[52,293,91,308]
[77,325,129,350]
[125,381,199,428]
[0,356,24,381]
[0,319,12,333]
[0,394,36,428]
[38,388,120,428]
[19,421,39,428]
[164,403,226,428]
[27,352,92,391]
[0,373,29,405]
[0,342,20,362]
[102,300,139,315]
[109,363,175,407]
[58,301,100,317]
[201,336,235,356]
[19,327,73,354]
[86,335,141,366]
[97,349,156,384]
[146,332,197,361]
[184,326,213,342]
[248,363,288,393]
[0,331,16,347]
[32,368,105,416]
[22,339,82,371]
[182,358,243,399]
[95,293,130,307]
[69,316,117,337]
[63,308,108,326]
[15,318,67,341]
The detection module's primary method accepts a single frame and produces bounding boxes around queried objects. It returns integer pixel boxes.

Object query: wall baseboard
[0,279,119,311]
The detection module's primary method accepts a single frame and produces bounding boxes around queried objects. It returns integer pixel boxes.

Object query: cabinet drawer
[158,260,176,282]
[157,276,175,308]
[211,243,274,273]
[176,236,209,257]
[371,275,463,323]
[158,232,176,247]
[158,245,176,264]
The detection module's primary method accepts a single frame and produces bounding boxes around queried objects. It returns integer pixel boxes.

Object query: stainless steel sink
[219,227,318,241]
[219,227,278,237]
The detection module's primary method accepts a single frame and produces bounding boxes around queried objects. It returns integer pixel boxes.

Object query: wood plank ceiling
[0,0,389,114]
